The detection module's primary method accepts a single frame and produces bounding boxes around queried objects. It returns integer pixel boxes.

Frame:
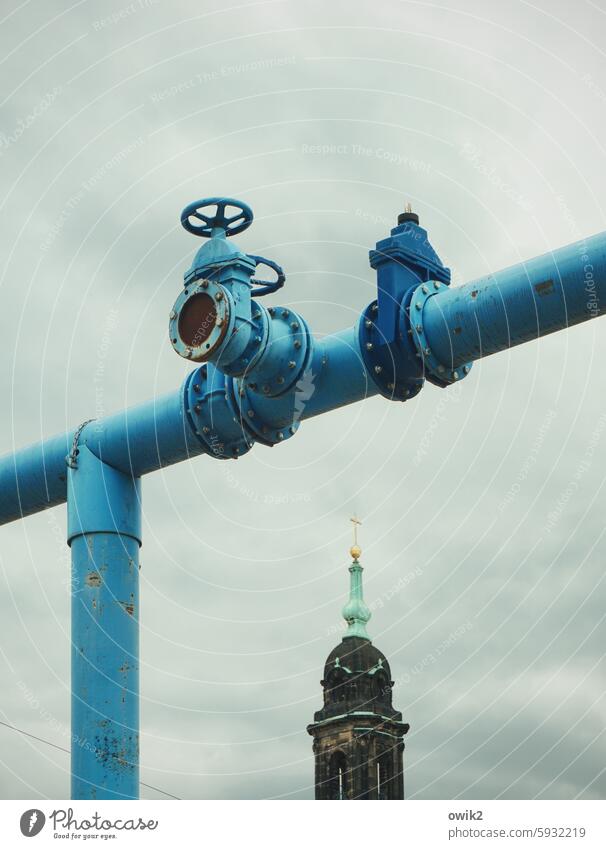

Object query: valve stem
[398,201,420,226]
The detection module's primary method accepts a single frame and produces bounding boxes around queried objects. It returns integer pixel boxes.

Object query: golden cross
[350,515,362,546]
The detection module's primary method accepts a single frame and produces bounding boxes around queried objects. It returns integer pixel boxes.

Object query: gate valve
[361,204,471,399]
[169,197,286,367]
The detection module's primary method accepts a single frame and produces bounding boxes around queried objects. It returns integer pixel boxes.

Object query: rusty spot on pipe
[85,572,101,587]
[120,601,135,616]
[470,290,478,299]
[535,279,554,296]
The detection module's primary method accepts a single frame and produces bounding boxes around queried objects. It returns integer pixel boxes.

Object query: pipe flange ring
[409,281,472,387]
[186,366,254,459]
[169,279,233,362]
[235,379,302,447]
[358,300,424,402]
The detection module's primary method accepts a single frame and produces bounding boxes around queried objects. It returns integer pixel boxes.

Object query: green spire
[342,516,371,639]
[342,558,371,639]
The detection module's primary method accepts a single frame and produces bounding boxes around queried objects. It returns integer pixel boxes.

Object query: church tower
[307,521,409,800]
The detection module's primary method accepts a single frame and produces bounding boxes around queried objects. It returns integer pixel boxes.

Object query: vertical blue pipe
[67,444,141,800]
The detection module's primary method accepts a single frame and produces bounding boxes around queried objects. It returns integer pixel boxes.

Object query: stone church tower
[307,524,409,799]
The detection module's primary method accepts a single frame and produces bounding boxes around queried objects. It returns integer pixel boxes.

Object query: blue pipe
[0,388,203,524]
[295,328,376,420]
[421,233,605,370]
[82,388,203,476]
[68,446,141,800]
[1,233,605,526]
[0,429,75,522]
[0,324,376,523]
[241,327,377,431]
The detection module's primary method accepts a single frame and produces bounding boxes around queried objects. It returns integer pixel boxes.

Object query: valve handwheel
[180,197,254,238]
[249,255,285,297]
[180,196,285,296]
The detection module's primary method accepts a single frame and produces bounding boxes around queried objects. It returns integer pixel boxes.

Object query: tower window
[328,751,348,800]
[376,752,392,800]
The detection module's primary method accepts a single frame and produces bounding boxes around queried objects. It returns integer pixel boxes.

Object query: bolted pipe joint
[183,305,314,454]
[358,299,424,402]
[408,281,473,387]
[185,364,255,460]
[236,305,312,397]
[362,204,457,401]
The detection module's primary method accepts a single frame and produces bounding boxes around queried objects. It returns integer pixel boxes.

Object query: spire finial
[342,516,371,640]
[350,514,362,561]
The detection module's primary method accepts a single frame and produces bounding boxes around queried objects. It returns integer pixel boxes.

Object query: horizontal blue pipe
[0,429,75,523]
[0,387,203,525]
[0,326,375,525]
[423,232,605,369]
[304,328,377,419]
[81,386,203,477]
[244,327,379,429]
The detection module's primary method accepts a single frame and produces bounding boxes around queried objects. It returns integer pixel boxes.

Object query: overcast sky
[0,0,605,801]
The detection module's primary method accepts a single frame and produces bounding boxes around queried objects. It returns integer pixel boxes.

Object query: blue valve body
[362,218,459,398]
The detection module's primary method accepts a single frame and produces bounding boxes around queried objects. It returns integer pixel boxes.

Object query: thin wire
[0,719,181,800]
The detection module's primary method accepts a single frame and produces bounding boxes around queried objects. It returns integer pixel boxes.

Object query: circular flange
[358,300,424,402]
[235,377,303,448]
[169,279,233,362]
[186,366,254,459]
[409,281,472,386]
[244,306,311,398]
